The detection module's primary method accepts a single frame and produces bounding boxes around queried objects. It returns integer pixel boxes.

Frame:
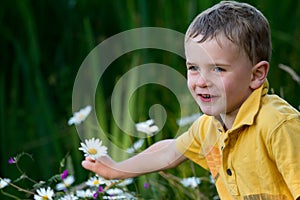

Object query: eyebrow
[186,61,230,67]
[186,62,195,66]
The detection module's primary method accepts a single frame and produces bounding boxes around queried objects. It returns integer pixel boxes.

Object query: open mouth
[200,94,211,99]
[198,94,213,102]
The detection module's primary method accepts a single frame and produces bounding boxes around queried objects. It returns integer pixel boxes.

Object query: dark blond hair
[186,1,271,64]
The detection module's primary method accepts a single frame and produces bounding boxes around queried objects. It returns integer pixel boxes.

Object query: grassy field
[1,0,299,199]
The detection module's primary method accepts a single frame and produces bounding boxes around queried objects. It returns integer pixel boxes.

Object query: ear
[250,61,269,90]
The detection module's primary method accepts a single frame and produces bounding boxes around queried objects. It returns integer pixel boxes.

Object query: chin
[198,101,225,117]
[200,109,220,117]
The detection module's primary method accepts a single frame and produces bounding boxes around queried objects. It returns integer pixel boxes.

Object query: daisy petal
[68,105,92,125]
[78,138,108,160]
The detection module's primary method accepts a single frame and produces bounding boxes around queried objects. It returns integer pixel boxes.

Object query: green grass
[1,0,300,199]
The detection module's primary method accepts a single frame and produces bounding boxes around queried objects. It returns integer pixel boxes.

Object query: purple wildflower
[144,182,149,189]
[61,169,68,180]
[8,157,16,164]
[97,186,103,192]
[93,192,99,199]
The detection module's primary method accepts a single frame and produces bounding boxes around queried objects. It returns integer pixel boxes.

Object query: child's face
[185,35,253,119]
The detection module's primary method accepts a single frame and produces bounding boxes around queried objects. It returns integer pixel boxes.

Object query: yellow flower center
[78,113,84,120]
[88,148,97,155]
[93,180,99,185]
[42,196,49,200]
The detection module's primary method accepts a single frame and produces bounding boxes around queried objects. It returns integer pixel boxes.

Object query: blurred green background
[1,0,300,199]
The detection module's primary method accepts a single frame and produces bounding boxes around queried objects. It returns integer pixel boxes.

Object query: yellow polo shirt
[176,81,300,199]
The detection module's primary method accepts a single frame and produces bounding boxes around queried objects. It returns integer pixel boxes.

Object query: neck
[219,110,239,131]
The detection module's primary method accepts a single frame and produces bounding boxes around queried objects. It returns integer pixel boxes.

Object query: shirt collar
[230,80,269,130]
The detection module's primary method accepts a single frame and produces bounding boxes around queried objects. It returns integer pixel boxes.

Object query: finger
[81,159,97,172]
[85,156,95,163]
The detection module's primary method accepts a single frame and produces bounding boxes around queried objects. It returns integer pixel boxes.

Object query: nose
[196,73,208,88]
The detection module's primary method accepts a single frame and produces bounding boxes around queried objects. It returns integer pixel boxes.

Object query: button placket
[217,126,227,152]
[223,164,239,195]
[222,133,240,196]
[226,168,232,176]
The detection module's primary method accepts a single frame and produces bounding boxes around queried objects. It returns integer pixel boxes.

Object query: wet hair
[186,1,272,64]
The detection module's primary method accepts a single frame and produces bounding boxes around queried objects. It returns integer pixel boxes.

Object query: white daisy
[117,178,133,187]
[103,195,127,200]
[86,176,107,187]
[34,187,54,200]
[180,177,201,188]
[55,175,75,191]
[58,193,78,200]
[103,191,137,200]
[126,139,144,154]
[105,179,119,186]
[76,189,95,198]
[79,138,107,160]
[176,113,201,127]
[209,174,215,184]
[105,188,124,196]
[135,119,159,135]
[68,105,92,125]
[0,178,11,189]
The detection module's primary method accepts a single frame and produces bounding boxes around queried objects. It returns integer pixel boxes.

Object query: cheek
[187,77,195,91]
[222,79,243,103]
[217,79,233,99]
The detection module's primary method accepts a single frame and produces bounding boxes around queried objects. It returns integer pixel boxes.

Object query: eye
[213,67,225,72]
[188,66,199,71]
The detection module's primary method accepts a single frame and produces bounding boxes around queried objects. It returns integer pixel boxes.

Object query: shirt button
[226,168,232,176]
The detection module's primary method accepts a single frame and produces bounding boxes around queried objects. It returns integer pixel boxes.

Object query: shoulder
[257,94,300,143]
[188,114,215,134]
[259,94,300,127]
[176,114,215,142]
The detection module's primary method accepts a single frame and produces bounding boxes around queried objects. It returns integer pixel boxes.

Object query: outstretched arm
[81,139,186,179]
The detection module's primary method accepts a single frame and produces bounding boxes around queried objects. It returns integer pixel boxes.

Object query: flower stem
[1,189,20,200]
[6,180,35,196]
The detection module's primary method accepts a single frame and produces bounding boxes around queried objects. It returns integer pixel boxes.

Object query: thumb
[81,158,96,172]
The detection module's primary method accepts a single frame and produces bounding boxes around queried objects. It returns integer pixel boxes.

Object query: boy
[82,1,300,199]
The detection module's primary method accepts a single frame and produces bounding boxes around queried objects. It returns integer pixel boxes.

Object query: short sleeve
[175,117,209,170]
[270,116,300,199]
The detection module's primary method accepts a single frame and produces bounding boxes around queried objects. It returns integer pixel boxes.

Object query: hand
[81,155,118,179]
[81,139,186,180]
